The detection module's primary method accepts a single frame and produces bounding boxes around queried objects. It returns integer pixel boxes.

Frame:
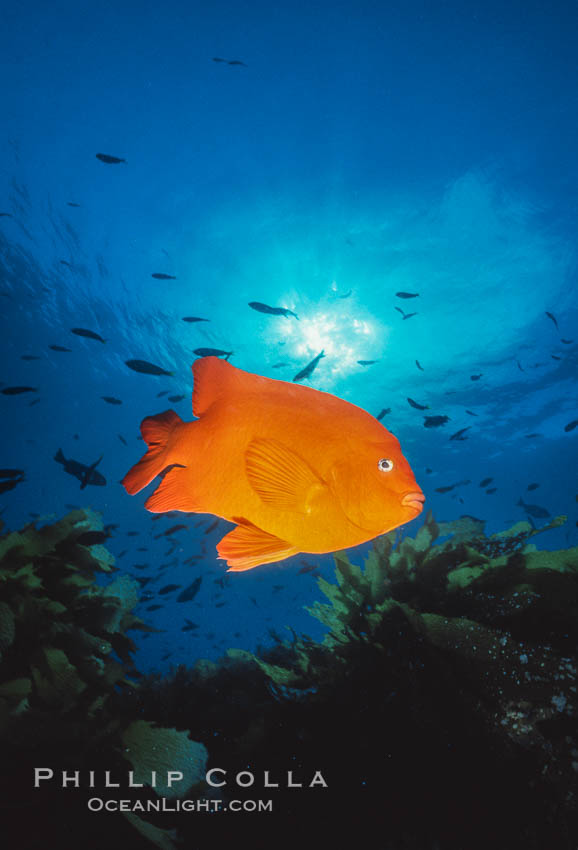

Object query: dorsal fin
[192,357,267,417]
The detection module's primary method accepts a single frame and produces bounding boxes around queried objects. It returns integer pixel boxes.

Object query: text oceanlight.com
[87,798,273,812]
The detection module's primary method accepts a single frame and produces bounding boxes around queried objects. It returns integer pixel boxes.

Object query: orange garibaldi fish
[122,357,425,571]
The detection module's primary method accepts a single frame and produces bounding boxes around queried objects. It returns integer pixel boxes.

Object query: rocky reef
[0,510,206,850]
[1,507,577,850]
[133,511,578,849]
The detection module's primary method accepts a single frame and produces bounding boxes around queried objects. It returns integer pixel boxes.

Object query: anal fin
[217,518,298,571]
[144,466,199,513]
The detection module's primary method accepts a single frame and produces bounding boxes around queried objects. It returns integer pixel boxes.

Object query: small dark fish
[357,360,377,366]
[298,561,318,575]
[376,408,391,421]
[159,584,181,595]
[0,469,24,478]
[135,577,152,587]
[29,399,40,407]
[182,316,209,323]
[395,307,418,320]
[450,427,470,441]
[525,433,543,439]
[561,339,573,344]
[60,260,73,268]
[193,348,233,360]
[146,604,163,612]
[545,311,558,330]
[212,57,248,67]
[470,374,483,381]
[204,518,220,534]
[126,531,140,536]
[118,434,128,446]
[152,273,177,280]
[479,478,493,488]
[527,483,540,491]
[164,524,188,536]
[0,478,22,495]
[486,488,497,494]
[21,355,41,360]
[102,396,122,405]
[0,212,13,218]
[157,390,170,397]
[54,449,106,487]
[76,530,109,546]
[516,360,525,372]
[96,153,126,164]
[551,354,561,361]
[425,468,433,474]
[1,386,38,395]
[67,202,81,207]
[564,420,578,433]
[248,301,299,319]
[49,345,72,352]
[177,576,202,603]
[337,290,352,298]
[415,360,424,371]
[465,410,477,416]
[272,362,289,369]
[293,350,325,383]
[424,415,450,428]
[126,359,174,376]
[435,479,470,494]
[517,498,550,518]
[395,292,419,299]
[71,327,106,343]
[168,394,185,402]
[407,397,429,411]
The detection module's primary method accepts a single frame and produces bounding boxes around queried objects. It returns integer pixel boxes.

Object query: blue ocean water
[0,0,576,676]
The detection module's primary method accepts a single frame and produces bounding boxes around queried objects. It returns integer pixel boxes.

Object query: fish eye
[378,458,394,472]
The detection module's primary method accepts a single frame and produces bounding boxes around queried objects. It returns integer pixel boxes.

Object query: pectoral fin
[245,438,325,513]
[217,518,298,571]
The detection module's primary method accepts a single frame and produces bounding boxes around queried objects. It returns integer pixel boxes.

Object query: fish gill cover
[0,0,577,847]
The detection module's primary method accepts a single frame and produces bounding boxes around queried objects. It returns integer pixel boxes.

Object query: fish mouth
[401,491,426,513]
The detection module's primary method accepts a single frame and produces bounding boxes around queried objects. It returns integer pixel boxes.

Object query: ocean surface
[0,0,577,715]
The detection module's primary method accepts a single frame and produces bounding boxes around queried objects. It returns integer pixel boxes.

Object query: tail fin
[54,448,65,464]
[122,410,183,495]
[80,455,103,490]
